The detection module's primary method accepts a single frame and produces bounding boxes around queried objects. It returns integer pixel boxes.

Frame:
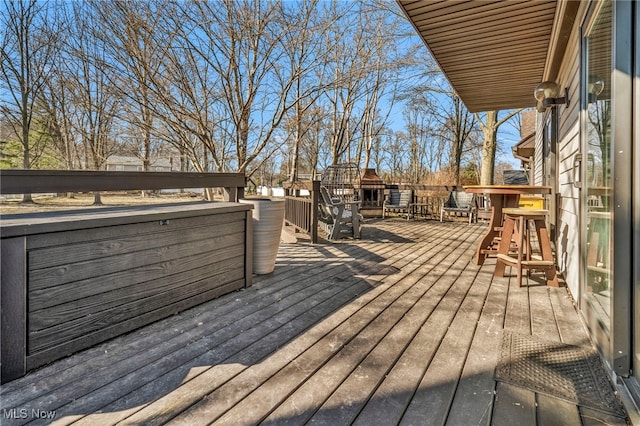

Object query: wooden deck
[1,219,628,425]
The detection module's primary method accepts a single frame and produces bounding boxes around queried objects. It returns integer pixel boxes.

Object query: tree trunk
[22,91,33,203]
[480,111,498,185]
[289,101,301,183]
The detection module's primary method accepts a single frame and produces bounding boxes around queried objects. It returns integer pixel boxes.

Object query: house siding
[543,4,588,300]
[534,117,544,186]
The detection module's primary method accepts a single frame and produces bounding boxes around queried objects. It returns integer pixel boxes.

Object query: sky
[385,13,527,171]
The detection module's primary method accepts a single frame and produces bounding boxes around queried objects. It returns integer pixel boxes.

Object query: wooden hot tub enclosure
[0,170,251,383]
[1,202,253,382]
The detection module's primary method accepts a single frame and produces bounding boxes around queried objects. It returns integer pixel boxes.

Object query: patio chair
[318,186,362,240]
[440,191,477,224]
[382,189,412,220]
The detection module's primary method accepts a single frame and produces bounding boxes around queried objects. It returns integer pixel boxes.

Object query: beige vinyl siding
[554,6,586,299]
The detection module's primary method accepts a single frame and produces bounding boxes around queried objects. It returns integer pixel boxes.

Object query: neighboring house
[512,110,536,182]
[400,0,639,417]
[105,155,174,172]
[105,155,205,194]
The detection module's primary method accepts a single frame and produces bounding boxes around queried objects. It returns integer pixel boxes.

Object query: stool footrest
[496,254,554,267]
[481,248,498,255]
[502,208,549,216]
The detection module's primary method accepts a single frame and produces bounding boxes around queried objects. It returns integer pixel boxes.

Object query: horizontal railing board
[29,241,245,311]
[1,202,251,238]
[0,170,245,194]
[28,219,245,278]
[29,251,246,332]
[26,210,244,250]
[26,278,246,371]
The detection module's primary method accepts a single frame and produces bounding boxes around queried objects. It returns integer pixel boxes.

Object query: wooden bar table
[464,185,552,265]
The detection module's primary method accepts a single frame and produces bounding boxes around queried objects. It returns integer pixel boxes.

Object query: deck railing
[0,169,247,201]
[284,180,319,244]
[392,184,467,219]
[280,182,478,242]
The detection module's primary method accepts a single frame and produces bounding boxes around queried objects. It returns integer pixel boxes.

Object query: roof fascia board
[543,0,583,82]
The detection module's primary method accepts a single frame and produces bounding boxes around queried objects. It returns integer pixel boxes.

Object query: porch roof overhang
[397,0,579,113]
[513,132,536,162]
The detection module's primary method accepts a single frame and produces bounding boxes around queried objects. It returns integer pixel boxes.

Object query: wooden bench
[318,186,362,240]
[383,189,412,220]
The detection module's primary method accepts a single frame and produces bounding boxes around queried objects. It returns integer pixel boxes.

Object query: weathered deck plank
[0,219,628,426]
[343,247,486,426]
[439,261,507,426]
[184,224,470,425]
[397,242,487,425]
[271,227,484,425]
[64,222,453,425]
[492,382,537,426]
[528,285,562,341]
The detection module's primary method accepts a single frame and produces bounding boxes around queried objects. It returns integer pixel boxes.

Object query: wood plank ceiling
[398,0,560,112]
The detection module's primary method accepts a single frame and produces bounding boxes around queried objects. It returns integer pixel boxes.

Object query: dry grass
[0,192,207,215]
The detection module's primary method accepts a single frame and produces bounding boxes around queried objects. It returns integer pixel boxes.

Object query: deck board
[528,285,560,341]
[0,219,627,425]
[435,261,504,426]
[80,223,457,426]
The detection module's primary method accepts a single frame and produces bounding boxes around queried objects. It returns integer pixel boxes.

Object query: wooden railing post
[223,185,244,202]
[311,180,320,244]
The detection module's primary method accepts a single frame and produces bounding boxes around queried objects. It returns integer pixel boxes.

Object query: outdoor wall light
[534,81,569,111]
[587,74,604,103]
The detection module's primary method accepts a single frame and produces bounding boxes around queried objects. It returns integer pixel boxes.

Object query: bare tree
[474,110,522,185]
[92,0,166,174]
[1,0,59,200]
[278,0,337,183]
[401,84,478,185]
[404,99,435,184]
[181,0,309,176]
[321,1,369,165]
[300,104,329,179]
[69,5,119,171]
[41,67,79,170]
[357,4,413,173]
[383,131,407,184]
[132,1,231,186]
[369,130,387,177]
[57,4,121,203]
[441,95,478,185]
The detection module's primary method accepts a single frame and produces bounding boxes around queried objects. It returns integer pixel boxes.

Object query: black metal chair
[440,191,477,224]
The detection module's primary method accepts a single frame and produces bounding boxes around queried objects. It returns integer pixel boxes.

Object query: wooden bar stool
[494,208,559,287]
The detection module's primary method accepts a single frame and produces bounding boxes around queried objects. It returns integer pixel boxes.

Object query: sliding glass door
[581,0,633,377]
[582,0,613,363]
